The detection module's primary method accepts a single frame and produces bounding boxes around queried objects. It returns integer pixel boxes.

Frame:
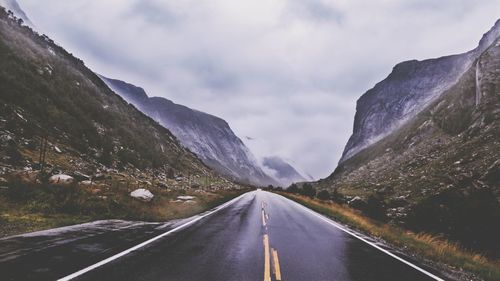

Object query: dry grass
[0,177,247,238]
[279,192,500,281]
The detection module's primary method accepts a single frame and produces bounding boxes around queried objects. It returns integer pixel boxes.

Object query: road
[0,190,445,281]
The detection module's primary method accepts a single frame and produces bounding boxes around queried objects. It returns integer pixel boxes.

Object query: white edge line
[57,191,251,281]
[275,193,445,281]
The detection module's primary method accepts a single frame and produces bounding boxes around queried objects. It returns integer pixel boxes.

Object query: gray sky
[18,0,500,179]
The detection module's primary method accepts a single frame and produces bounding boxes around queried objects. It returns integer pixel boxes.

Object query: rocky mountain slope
[0,6,231,183]
[318,20,500,257]
[100,77,278,187]
[262,156,306,186]
[340,20,500,163]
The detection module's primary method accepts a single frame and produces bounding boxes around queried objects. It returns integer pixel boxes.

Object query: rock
[54,146,62,153]
[130,189,154,202]
[176,195,196,201]
[48,174,74,186]
[0,177,7,185]
[71,171,90,182]
[158,182,168,189]
[79,180,93,186]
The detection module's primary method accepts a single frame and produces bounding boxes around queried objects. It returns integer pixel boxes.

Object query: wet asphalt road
[0,191,444,281]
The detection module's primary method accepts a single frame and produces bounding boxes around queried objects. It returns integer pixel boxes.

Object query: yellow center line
[263,234,271,281]
[272,248,282,281]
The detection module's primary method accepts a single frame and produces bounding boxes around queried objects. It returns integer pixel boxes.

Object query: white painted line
[58,191,251,281]
[275,193,445,281]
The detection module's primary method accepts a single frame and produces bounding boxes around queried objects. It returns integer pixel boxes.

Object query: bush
[363,194,387,221]
[300,183,316,198]
[287,183,299,193]
[317,189,330,200]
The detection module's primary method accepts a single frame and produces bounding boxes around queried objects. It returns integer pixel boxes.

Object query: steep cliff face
[322,21,500,257]
[340,20,500,163]
[101,77,278,187]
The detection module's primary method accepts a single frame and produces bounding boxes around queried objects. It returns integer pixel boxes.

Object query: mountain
[0,0,33,27]
[319,20,500,257]
[262,156,306,186]
[0,7,223,182]
[340,20,500,163]
[100,77,278,187]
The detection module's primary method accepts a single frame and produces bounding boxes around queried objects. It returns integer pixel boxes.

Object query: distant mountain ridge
[262,156,306,186]
[100,76,279,187]
[0,0,33,27]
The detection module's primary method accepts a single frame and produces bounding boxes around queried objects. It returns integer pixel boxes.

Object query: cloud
[18,0,500,178]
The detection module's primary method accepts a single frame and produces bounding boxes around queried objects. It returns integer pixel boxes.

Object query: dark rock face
[262,156,306,186]
[101,77,277,187]
[340,20,500,163]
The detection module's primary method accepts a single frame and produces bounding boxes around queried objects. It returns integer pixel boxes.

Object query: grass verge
[0,180,249,238]
[277,192,500,281]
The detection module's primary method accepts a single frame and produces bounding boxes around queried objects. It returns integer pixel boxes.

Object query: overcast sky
[18,0,500,179]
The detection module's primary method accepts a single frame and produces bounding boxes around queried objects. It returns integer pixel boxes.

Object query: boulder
[130,189,154,202]
[49,174,74,186]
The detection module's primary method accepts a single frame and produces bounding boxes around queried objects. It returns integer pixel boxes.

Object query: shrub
[317,189,330,200]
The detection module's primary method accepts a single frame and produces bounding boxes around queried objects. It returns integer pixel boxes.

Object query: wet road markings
[272,248,282,281]
[263,234,271,281]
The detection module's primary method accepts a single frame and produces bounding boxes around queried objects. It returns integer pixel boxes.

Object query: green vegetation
[279,192,500,281]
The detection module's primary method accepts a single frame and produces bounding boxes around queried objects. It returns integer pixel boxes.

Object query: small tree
[317,190,330,200]
[301,183,316,198]
[287,183,299,193]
